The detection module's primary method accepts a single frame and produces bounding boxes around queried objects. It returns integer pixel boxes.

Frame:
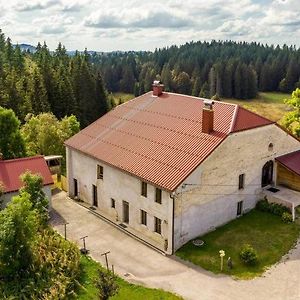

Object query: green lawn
[77,255,183,300]
[111,93,135,106]
[176,210,300,279]
[224,92,291,122]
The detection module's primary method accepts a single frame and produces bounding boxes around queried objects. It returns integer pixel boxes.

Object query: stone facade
[173,124,300,250]
[67,147,173,254]
[67,123,299,254]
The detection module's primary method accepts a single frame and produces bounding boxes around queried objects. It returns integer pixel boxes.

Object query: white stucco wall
[173,124,300,250]
[66,147,173,254]
[1,185,52,209]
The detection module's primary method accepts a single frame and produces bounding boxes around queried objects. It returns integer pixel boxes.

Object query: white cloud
[0,0,299,50]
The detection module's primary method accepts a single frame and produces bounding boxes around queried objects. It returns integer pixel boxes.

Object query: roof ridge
[0,155,44,163]
[229,104,239,132]
[165,92,237,106]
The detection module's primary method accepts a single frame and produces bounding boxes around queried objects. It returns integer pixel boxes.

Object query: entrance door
[262,161,274,187]
[92,184,98,207]
[123,201,129,223]
[74,179,78,197]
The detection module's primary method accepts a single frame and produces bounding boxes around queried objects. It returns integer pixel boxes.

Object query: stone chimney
[202,100,214,134]
[152,81,164,96]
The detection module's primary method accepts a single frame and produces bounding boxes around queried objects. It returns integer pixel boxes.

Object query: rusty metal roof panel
[65,92,273,191]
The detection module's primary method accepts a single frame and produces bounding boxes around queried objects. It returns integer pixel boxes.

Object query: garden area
[176,207,300,279]
[0,172,182,300]
[77,255,182,300]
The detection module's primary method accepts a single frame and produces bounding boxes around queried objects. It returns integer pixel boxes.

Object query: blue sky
[0,0,299,51]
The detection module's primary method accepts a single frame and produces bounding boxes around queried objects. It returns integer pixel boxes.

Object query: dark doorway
[92,184,98,207]
[262,160,274,187]
[74,179,78,197]
[123,201,129,224]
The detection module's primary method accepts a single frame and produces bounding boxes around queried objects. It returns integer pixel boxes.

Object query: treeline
[0,30,108,127]
[94,41,300,99]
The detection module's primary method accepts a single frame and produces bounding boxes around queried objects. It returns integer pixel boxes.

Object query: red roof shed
[0,156,54,194]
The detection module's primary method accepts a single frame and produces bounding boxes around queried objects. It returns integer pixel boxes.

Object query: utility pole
[80,236,88,254]
[101,251,111,271]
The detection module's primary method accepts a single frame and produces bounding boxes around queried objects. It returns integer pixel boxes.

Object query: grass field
[176,210,300,279]
[110,92,292,122]
[111,93,135,106]
[77,255,183,300]
[224,92,291,122]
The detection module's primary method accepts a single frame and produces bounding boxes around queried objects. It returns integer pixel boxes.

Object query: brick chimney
[152,81,164,96]
[202,100,214,134]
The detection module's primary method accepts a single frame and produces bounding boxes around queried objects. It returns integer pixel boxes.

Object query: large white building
[65,82,300,254]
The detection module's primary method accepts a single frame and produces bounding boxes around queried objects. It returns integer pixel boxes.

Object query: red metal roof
[65,92,273,191]
[276,150,300,176]
[0,156,54,193]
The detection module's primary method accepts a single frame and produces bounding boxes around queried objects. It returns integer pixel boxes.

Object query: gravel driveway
[51,191,300,300]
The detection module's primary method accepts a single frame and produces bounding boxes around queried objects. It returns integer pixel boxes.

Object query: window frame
[111,198,115,209]
[97,165,103,180]
[238,173,245,190]
[155,188,162,204]
[154,217,162,234]
[237,201,243,216]
[141,210,147,226]
[141,181,147,197]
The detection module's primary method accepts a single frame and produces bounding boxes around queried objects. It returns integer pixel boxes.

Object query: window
[141,181,147,197]
[155,188,162,204]
[268,143,274,151]
[97,165,103,179]
[237,201,243,216]
[111,198,115,208]
[238,174,245,190]
[141,210,147,226]
[154,217,162,234]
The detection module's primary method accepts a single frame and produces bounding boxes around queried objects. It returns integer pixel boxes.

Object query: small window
[111,198,115,208]
[154,217,162,234]
[238,174,245,190]
[97,165,103,179]
[268,143,274,151]
[141,210,147,226]
[141,181,147,197]
[155,188,162,204]
[237,201,243,216]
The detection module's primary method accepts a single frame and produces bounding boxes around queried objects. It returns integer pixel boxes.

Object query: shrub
[95,269,119,300]
[239,244,258,266]
[256,199,269,212]
[269,203,290,216]
[256,199,290,216]
[282,212,293,223]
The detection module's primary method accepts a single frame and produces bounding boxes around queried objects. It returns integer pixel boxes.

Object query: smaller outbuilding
[0,156,54,208]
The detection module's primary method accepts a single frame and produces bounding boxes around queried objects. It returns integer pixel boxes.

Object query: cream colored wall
[174,124,300,250]
[67,147,173,254]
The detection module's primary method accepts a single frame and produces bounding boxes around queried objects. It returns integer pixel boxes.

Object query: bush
[282,212,293,223]
[256,199,269,212]
[239,244,258,266]
[256,199,290,216]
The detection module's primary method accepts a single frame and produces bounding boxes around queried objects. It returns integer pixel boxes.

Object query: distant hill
[14,44,106,56]
[17,44,37,53]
